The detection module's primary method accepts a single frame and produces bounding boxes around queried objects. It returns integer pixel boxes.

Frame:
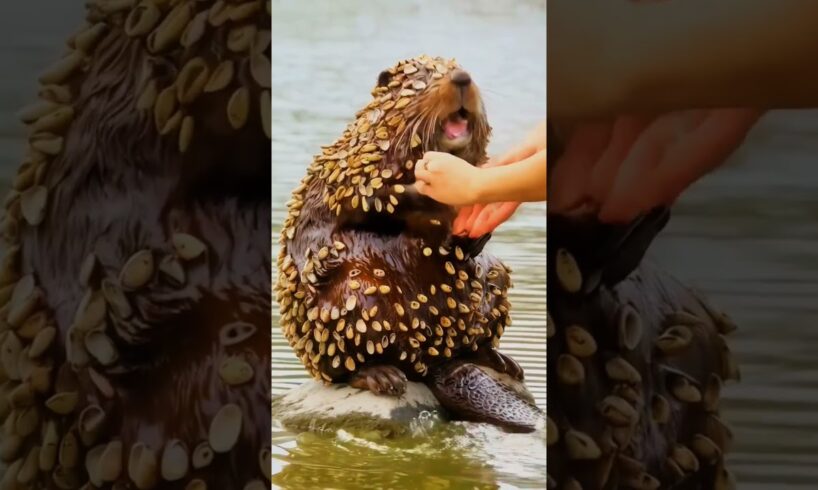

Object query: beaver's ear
[377,70,392,87]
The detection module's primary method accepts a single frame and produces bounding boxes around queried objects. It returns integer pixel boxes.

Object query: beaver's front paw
[474,347,525,381]
[349,365,408,396]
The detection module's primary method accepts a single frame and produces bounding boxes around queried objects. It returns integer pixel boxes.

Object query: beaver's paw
[349,365,408,396]
[474,348,525,382]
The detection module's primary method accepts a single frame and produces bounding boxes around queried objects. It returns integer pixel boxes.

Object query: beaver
[0,1,271,488]
[275,55,543,432]
[546,128,739,488]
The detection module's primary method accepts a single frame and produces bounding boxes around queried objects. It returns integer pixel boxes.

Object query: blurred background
[653,111,818,490]
[270,0,547,488]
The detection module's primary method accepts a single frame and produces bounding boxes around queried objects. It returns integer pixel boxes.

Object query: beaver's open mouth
[438,108,472,152]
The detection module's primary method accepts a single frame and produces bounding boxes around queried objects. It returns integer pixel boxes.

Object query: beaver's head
[306,56,491,222]
[370,56,490,165]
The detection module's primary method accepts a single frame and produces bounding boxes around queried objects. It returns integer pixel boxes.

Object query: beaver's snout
[450,69,471,87]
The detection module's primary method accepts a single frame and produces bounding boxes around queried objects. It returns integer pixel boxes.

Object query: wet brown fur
[276,56,515,386]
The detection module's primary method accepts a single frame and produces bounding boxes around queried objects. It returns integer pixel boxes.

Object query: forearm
[549,0,818,118]
[475,150,547,203]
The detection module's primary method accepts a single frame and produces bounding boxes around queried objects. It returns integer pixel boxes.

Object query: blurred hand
[550,109,762,223]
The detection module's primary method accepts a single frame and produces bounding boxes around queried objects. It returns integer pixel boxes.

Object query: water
[270,1,547,488]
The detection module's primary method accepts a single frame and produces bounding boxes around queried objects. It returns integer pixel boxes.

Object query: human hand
[414,151,484,206]
[450,124,546,237]
[550,109,762,223]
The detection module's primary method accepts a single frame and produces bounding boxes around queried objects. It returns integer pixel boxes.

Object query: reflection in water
[270,0,546,488]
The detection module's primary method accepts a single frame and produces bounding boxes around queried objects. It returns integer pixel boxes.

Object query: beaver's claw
[473,348,525,381]
[349,365,408,396]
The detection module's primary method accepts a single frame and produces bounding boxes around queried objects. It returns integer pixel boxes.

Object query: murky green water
[270,1,547,488]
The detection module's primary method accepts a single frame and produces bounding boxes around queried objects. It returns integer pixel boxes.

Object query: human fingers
[468,202,521,237]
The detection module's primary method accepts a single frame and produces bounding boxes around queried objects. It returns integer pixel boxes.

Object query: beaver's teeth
[261,91,271,138]
[180,479,206,490]
[78,405,105,446]
[58,429,80,468]
[128,442,159,489]
[39,51,85,85]
[557,354,584,385]
[219,356,254,386]
[564,430,600,460]
[670,375,701,403]
[204,60,235,94]
[617,304,642,350]
[125,2,161,37]
[154,85,178,133]
[85,329,119,366]
[703,373,723,412]
[39,420,59,470]
[88,367,114,398]
[45,391,78,415]
[691,434,722,463]
[19,184,47,226]
[655,325,692,355]
[147,3,192,53]
[555,248,582,293]
[159,439,189,482]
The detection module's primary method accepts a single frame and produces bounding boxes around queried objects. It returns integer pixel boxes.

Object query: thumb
[412,181,429,196]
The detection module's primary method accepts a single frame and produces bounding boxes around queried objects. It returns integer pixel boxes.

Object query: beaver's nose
[451,69,471,87]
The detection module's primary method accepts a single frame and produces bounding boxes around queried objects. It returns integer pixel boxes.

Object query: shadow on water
[269,0,547,488]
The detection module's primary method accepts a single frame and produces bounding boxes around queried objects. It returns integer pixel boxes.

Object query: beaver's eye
[377,70,391,87]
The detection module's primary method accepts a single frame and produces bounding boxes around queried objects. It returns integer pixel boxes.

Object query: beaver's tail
[427,361,545,434]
